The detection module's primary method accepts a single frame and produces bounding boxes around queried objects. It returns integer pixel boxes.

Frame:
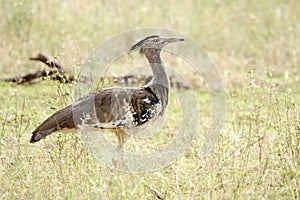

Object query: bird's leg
[115,129,127,151]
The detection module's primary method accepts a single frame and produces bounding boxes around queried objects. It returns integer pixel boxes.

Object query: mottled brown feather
[30,87,159,143]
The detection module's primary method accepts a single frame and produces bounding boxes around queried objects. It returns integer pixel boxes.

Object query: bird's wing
[92,87,160,129]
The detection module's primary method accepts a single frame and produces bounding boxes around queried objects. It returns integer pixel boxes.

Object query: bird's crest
[129,35,159,51]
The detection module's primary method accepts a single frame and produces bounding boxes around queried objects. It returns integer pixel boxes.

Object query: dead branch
[29,53,65,73]
[2,53,75,84]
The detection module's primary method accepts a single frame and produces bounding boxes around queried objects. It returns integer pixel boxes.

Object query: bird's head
[129,35,184,55]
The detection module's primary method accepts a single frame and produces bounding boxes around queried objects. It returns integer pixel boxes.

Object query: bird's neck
[144,49,169,86]
[144,49,170,115]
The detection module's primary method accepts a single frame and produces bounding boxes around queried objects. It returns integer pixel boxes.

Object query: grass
[0,0,300,199]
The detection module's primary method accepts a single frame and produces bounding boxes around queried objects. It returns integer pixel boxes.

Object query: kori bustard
[30,35,184,149]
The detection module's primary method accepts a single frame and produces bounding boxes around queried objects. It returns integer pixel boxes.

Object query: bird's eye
[153,39,160,43]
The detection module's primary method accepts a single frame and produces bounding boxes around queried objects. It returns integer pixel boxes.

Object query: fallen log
[2,53,191,89]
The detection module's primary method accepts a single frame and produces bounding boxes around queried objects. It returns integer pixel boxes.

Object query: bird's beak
[165,37,185,43]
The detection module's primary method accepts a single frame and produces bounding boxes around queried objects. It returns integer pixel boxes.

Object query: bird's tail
[30,105,75,143]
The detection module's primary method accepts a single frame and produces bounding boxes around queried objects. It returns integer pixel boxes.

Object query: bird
[30,35,184,149]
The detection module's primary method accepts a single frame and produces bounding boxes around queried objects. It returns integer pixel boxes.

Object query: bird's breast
[129,98,161,127]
